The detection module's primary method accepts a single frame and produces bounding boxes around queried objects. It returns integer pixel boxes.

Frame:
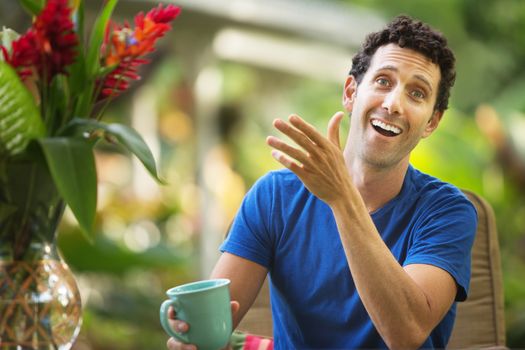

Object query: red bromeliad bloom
[0,0,78,81]
[32,0,78,80]
[1,31,40,79]
[98,4,181,99]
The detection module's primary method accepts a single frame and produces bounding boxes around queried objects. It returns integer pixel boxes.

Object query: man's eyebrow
[376,65,434,94]
[414,74,433,94]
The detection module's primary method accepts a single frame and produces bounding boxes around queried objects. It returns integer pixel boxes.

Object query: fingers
[165,303,240,350]
[168,306,176,319]
[266,123,309,172]
[166,337,196,350]
[270,149,305,174]
[168,319,189,333]
[268,113,341,172]
[231,300,240,316]
[168,306,189,333]
[267,118,308,171]
[166,306,192,350]
[266,135,309,165]
[268,116,319,171]
[327,111,345,148]
[273,113,343,152]
[273,117,316,152]
[287,115,327,148]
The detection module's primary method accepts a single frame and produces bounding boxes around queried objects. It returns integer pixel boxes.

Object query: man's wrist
[327,184,360,215]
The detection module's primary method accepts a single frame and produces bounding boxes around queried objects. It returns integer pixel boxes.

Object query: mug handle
[160,298,190,344]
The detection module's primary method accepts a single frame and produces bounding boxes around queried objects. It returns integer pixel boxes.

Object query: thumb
[230,300,240,316]
[327,111,345,148]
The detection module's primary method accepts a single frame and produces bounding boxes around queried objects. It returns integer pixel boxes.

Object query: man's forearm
[210,253,268,329]
[330,195,438,349]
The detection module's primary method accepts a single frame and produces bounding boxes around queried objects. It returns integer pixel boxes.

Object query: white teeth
[371,119,401,134]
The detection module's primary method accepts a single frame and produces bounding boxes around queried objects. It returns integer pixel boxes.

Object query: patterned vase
[0,159,82,349]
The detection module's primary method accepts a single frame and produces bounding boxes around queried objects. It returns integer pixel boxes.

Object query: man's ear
[422,110,443,138]
[342,75,357,112]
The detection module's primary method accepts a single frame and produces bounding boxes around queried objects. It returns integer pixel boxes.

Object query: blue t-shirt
[220,165,477,349]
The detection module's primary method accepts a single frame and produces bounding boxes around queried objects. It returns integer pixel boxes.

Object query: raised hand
[266,112,352,205]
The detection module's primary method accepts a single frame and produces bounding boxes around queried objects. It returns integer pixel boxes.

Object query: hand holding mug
[166,301,240,350]
[160,279,233,350]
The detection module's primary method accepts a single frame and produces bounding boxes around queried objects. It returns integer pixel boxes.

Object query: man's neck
[345,158,409,213]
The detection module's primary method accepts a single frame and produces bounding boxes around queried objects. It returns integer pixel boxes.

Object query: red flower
[1,0,78,81]
[1,31,40,79]
[99,58,148,97]
[146,4,182,24]
[32,0,78,80]
[98,4,180,99]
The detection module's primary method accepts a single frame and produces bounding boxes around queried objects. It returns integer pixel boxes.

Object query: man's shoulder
[256,168,303,189]
[251,169,319,211]
[408,166,476,212]
[266,168,299,180]
[409,166,464,197]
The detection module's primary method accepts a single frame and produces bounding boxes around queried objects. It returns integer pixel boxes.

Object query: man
[167,15,477,349]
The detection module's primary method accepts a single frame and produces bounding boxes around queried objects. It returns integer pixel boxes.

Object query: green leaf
[0,62,46,157]
[75,0,118,117]
[97,63,118,78]
[103,123,165,183]
[38,137,97,238]
[68,1,87,102]
[60,118,164,183]
[68,52,87,100]
[18,0,44,16]
[68,51,87,115]
[0,203,17,222]
[44,75,69,134]
[74,0,85,42]
[86,0,118,76]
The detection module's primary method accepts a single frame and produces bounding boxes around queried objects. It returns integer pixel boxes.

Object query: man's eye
[376,78,390,87]
[411,90,425,99]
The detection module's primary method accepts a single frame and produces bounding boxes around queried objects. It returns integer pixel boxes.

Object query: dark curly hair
[349,15,456,112]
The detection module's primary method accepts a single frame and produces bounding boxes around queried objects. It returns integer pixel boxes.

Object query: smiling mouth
[371,119,402,137]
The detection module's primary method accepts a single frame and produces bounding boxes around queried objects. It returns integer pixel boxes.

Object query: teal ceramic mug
[160,278,232,350]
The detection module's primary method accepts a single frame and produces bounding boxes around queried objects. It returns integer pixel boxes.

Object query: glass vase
[0,159,82,349]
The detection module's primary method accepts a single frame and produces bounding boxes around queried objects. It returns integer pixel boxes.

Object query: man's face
[343,43,443,169]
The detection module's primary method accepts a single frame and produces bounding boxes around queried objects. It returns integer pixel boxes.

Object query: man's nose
[381,87,404,115]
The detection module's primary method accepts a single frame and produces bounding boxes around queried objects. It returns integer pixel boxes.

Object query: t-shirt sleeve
[219,172,276,269]
[403,192,477,301]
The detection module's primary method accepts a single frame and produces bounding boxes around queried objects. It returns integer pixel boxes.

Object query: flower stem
[16,163,37,259]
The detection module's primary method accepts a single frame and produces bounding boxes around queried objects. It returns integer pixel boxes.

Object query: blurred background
[2,0,525,348]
